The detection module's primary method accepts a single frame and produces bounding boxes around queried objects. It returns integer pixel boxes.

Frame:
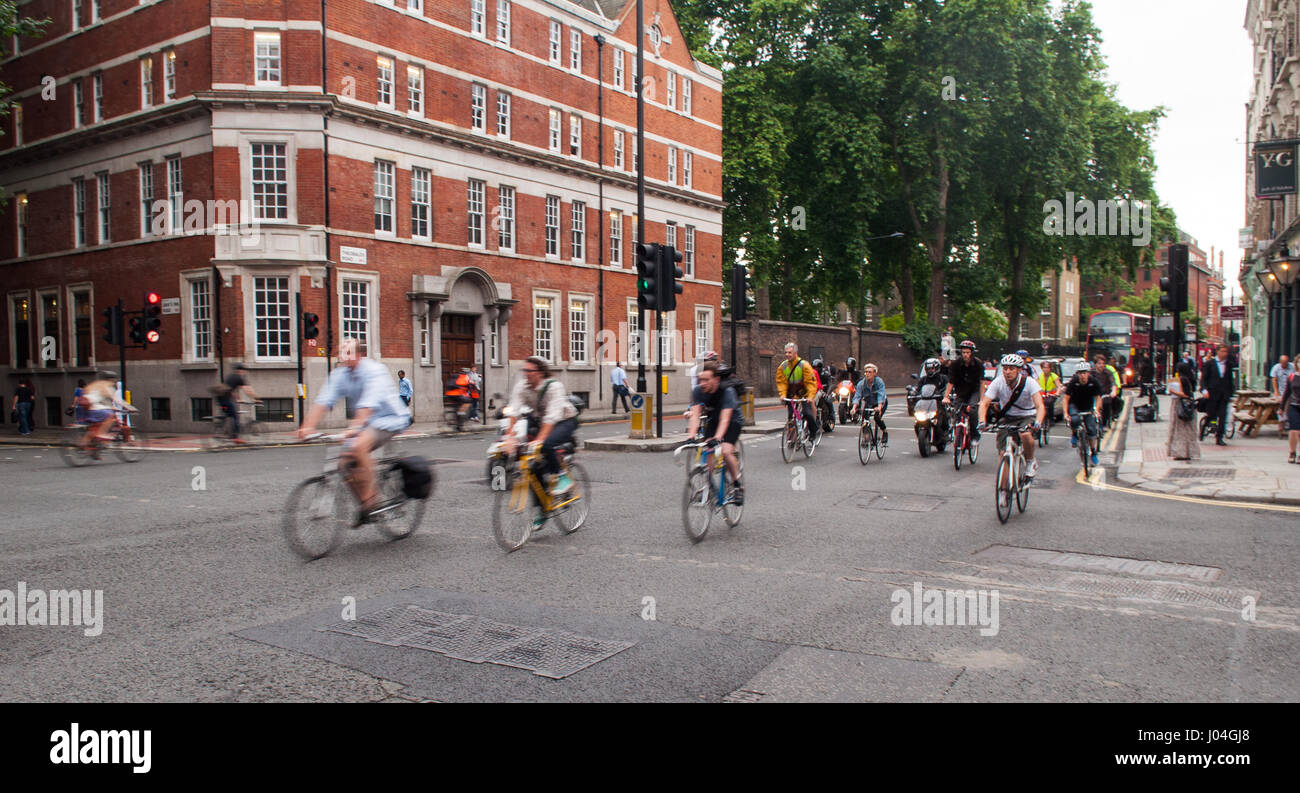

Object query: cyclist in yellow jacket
[777,342,821,441]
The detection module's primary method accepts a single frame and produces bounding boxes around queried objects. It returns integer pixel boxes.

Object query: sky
[1086,0,1254,302]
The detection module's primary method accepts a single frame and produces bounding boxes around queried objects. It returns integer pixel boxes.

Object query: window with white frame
[419,314,430,364]
[91,0,99,23]
[549,20,561,64]
[96,171,109,243]
[545,195,560,258]
[684,225,695,277]
[38,290,60,368]
[683,151,692,188]
[411,166,431,239]
[189,277,212,360]
[666,71,675,108]
[470,0,485,35]
[533,294,554,363]
[138,162,153,237]
[255,32,281,85]
[570,297,590,364]
[609,210,622,268]
[73,81,84,127]
[496,0,510,43]
[374,160,394,233]
[661,311,675,365]
[683,77,692,114]
[569,28,581,71]
[140,57,153,107]
[497,185,514,251]
[73,178,86,247]
[569,114,581,157]
[665,220,676,250]
[15,194,27,257]
[613,130,624,169]
[377,56,394,108]
[251,142,288,221]
[341,278,370,348]
[167,156,182,233]
[548,109,561,152]
[695,308,712,358]
[254,276,292,359]
[627,302,641,365]
[613,48,624,89]
[70,287,92,367]
[570,201,585,261]
[164,50,176,101]
[667,147,677,183]
[72,0,81,31]
[92,73,103,122]
[409,0,422,12]
[489,318,500,364]
[630,213,638,267]
[407,66,423,114]
[467,179,485,246]
[496,91,510,137]
[471,83,486,131]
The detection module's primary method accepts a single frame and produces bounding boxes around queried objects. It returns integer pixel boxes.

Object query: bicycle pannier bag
[397,456,434,500]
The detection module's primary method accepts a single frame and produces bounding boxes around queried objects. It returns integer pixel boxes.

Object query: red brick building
[1,0,724,429]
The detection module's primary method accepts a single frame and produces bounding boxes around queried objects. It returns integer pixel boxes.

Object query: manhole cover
[1165,468,1235,480]
[855,494,943,512]
[484,630,635,679]
[971,545,1223,582]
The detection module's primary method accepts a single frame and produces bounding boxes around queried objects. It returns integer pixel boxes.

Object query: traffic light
[1159,243,1189,314]
[636,242,661,311]
[731,265,748,321]
[143,292,162,345]
[302,312,320,340]
[128,314,145,344]
[101,305,123,346]
[658,245,684,311]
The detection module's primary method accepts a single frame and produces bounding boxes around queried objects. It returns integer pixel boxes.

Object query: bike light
[838,387,849,398]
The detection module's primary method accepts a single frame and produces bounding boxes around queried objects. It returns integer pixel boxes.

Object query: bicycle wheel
[1015,465,1030,513]
[875,427,887,459]
[371,462,429,540]
[734,438,745,475]
[282,475,347,560]
[202,416,230,450]
[968,430,979,464]
[952,424,964,470]
[1039,422,1049,447]
[681,467,713,543]
[995,457,1012,524]
[858,420,872,465]
[492,470,537,552]
[802,424,815,457]
[721,465,743,528]
[1227,419,1237,439]
[1199,416,1211,441]
[112,429,144,463]
[781,420,797,463]
[60,427,95,467]
[550,462,590,534]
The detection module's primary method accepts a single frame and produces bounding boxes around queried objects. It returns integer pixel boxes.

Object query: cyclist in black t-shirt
[685,361,744,505]
[943,340,984,444]
[1062,362,1103,464]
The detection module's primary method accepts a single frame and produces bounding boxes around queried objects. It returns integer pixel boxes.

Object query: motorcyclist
[842,357,860,389]
[943,340,984,445]
[916,357,950,438]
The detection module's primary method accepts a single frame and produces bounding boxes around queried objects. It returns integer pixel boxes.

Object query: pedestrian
[610,362,631,414]
[11,377,35,435]
[397,370,413,407]
[1272,355,1295,431]
[466,364,482,422]
[1199,344,1236,446]
[1167,360,1201,461]
[1282,367,1300,463]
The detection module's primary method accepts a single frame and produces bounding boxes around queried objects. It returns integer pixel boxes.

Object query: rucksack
[396,456,434,500]
[717,365,747,397]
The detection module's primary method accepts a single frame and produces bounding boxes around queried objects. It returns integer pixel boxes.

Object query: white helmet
[1075,361,1093,373]
[1000,353,1024,368]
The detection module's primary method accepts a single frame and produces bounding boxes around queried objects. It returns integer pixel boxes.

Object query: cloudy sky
[1087,0,1253,301]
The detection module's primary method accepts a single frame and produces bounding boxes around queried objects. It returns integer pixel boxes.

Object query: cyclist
[1093,353,1120,428]
[943,340,984,446]
[776,343,820,442]
[689,350,719,390]
[1017,349,1039,380]
[1061,361,1102,466]
[75,371,135,455]
[218,363,261,445]
[1037,361,1061,427]
[917,357,950,439]
[298,339,413,523]
[444,367,476,426]
[685,361,745,505]
[850,363,888,445]
[501,355,580,497]
[978,353,1046,481]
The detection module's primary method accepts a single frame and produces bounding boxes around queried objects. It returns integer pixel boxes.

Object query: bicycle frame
[506,447,580,514]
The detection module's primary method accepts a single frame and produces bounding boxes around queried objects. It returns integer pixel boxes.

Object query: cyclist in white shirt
[978,353,1047,479]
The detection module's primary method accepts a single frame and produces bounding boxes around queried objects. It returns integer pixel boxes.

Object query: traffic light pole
[635,0,646,395]
[118,299,127,394]
[295,292,305,428]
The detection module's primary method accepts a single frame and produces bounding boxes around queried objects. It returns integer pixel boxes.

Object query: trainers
[1090,452,1099,466]
[882,430,889,446]
[1026,459,1039,479]
[1070,435,1078,448]
[731,485,745,506]
[550,473,574,497]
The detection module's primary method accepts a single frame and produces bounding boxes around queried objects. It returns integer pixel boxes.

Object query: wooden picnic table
[1235,396,1282,438]
[1234,390,1270,410]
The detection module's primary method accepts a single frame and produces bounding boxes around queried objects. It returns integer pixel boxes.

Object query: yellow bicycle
[492,441,590,552]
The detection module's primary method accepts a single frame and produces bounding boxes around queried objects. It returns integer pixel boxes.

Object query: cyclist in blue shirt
[850,363,889,446]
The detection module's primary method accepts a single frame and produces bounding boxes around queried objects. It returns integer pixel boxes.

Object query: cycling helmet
[846,357,857,370]
[923,358,942,375]
[701,350,719,362]
[959,340,976,351]
[1075,361,1093,373]
[813,358,824,369]
[1016,349,1029,357]
[1000,353,1025,368]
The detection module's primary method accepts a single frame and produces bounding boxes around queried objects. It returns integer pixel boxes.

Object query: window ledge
[565,364,596,372]
[180,363,218,371]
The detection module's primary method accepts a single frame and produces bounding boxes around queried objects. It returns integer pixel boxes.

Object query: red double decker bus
[1085,311,1152,385]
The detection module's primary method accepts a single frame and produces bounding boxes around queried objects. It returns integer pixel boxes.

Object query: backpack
[396,456,434,500]
[716,365,747,398]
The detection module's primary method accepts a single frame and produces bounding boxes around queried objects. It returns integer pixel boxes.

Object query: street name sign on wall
[340,246,367,264]
[161,298,181,315]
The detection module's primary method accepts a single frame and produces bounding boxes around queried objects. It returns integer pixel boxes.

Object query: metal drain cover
[972,545,1223,582]
[855,494,943,512]
[1165,468,1235,480]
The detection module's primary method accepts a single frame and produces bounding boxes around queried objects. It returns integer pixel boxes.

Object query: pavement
[1115,393,1299,506]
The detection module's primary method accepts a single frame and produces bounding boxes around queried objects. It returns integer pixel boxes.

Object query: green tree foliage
[1119,287,1162,316]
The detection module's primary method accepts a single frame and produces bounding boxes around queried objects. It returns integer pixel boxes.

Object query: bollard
[741,391,755,425]
[628,391,654,439]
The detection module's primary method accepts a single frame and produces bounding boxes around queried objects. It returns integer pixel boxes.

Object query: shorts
[995,418,1035,449]
[703,417,743,445]
[84,409,115,424]
[344,426,396,452]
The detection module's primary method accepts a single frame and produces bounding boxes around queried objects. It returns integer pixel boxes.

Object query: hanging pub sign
[1254,140,1298,198]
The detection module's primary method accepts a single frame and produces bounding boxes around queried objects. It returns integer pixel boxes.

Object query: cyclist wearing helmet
[689,350,719,390]
[851,363,888,445]
[978,353,1047,480]
[1016,349,1039,380]
[1061,361,1102,465]
[943,340,984,444]
[917,357,950,439]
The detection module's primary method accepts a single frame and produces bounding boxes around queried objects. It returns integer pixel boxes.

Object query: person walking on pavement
[610,362,631,414]
[1167,360,1201,461]
[397,370,413,407]
[1281,368,1300,463]
[466,364,483,422]
[11,377,35,435]
[1199,344,1236,446]
[1271,355,1294,431]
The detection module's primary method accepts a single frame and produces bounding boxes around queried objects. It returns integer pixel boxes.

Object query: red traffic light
[147,291,161,304]
[146,330,160,343]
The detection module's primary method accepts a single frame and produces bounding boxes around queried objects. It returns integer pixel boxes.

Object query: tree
[0,2,48,203]
[1119,287,1162,316]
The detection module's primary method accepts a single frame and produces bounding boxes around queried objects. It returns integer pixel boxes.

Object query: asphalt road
[2,404,1297,702]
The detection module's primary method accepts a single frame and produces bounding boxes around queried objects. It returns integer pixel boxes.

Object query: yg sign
[1255,141,1298,197]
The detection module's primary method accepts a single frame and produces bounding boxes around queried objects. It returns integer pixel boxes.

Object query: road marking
[1075,469,1300,513]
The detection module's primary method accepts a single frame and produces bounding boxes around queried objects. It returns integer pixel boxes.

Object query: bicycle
[491,440,590,552]
[1037,395,1056,446]
[281,434,431,560]
[986,419,1034,524]
[202,400,263,449]
[1069,410,1098,476]
[780,397,817,462]
[1198,411,1237,441]
[676,438,743,543]
[950,403,978,470]
[60,416,144,467]
[856,406,886,465]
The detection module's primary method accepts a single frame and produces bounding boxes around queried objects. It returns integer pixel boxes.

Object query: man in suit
[1200,344,1236,446]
